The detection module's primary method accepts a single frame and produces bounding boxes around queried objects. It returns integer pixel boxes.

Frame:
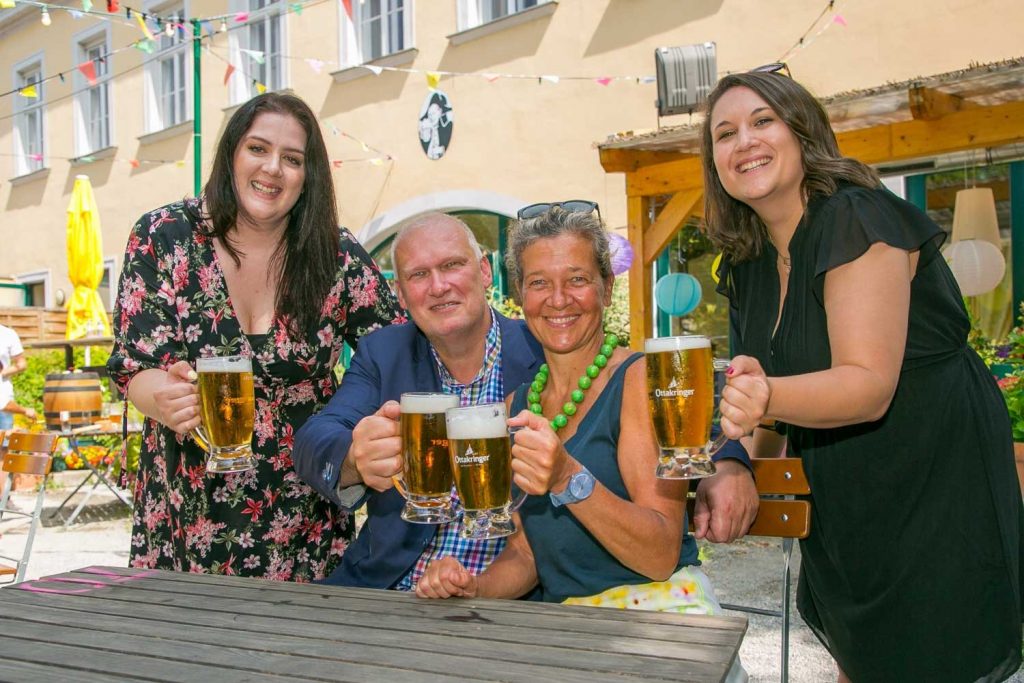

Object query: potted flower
[996,373,1024,494]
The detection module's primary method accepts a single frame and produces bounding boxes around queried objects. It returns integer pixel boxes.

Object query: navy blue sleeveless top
[512,352,698,603]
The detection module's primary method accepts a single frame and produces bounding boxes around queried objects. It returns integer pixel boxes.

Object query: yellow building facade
[1,0,1022,310]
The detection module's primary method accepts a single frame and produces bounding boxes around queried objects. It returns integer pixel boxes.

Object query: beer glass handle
[508,428,528,511]
[709,357,732,456]
[510,487,528,512]
[190,426,211,454]
[392,472,410,500]
[707,431,729,456]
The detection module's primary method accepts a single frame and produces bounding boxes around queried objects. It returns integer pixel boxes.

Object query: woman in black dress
[705,69,1023,681]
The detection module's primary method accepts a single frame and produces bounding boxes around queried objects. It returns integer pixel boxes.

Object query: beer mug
[645,335,729,480]
[192,355,256,474]
[393,392,460,524]
[445,403,526,540]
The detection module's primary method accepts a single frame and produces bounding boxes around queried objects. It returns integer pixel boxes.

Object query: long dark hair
[190,92,339,337]
[700,72,879,262]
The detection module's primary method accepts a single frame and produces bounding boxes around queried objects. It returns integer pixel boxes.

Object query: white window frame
[457,0,544,30]
[142,0,192,134]
[228,0,287,104]
[12,52,46,178]
[15,270,50,308]
[98,257,118,311]
[73,25,114,157]
[338,0,413,67]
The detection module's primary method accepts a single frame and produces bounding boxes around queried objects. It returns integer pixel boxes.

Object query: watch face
[570,477,586,497]
[569,471,593,499]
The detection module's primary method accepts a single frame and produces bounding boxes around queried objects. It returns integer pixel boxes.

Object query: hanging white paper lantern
[943,239,1005,296]
[951,187,1000,247]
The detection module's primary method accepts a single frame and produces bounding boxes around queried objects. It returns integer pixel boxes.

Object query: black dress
[718,184,1024,682]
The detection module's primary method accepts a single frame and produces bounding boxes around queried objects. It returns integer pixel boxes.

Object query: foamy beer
[645,335,724,479]
[194,355,256,474]
[445,403,524,539]
[394,392,460,524]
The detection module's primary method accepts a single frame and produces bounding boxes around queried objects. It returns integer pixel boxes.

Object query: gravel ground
[0,473,1021,682]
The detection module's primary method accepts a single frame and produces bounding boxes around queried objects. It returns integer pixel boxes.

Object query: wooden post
[627,195,651,350]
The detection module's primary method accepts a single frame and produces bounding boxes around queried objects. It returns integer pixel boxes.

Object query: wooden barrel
[42,372,103,430]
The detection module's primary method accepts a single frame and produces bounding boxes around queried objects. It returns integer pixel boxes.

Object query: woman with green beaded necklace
[417,206,746,662]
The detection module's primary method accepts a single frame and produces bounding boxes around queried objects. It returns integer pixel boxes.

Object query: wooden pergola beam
[643,188,703,264]
[599,148,694,173]
[625,156,704,198]
[616,99,1024,198]
[627,196,653,350]
[842,99,1024,163]
[908,85,974,121]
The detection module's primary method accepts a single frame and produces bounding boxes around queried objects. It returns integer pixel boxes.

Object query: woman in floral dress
[107,93,403,581]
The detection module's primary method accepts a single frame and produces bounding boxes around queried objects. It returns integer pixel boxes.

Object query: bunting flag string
[776,0,846,63]
[132,8,153,40]
[77,60,98,86]
[215,47,662,86]
[0,0,326,103]
[0,0,847,110]
[203,48,394,165]
[0,0,325,28]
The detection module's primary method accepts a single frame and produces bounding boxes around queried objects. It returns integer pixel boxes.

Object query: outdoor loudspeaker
[655,43,717,117]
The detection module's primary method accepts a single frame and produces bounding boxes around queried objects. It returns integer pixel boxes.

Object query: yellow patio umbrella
[65,174,111,340]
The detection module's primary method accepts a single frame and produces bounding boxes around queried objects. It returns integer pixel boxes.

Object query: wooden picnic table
[0,566,746,682]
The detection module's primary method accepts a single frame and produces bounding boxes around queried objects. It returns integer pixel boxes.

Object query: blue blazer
[292,311,545,588]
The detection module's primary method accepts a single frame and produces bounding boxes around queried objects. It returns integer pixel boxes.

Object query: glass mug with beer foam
[644,335,729,479]
[445,402,526,540]
[192,355,257,474]
[392,392,461,524]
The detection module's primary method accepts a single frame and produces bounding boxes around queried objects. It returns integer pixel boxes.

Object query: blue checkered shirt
[395,308,507,590]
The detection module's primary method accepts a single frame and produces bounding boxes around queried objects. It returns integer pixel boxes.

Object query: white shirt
[0,325,25,406]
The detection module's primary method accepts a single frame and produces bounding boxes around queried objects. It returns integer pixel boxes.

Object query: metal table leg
[50,434,132,526]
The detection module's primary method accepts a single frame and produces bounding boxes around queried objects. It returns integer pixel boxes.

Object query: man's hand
[345,401,402,492]
[415,556,477,599]
[692,459,758,543]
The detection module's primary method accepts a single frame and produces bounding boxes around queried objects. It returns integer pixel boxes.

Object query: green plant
[11,346,113,416]
[974,303,1024,440]
[998,373,1024,441]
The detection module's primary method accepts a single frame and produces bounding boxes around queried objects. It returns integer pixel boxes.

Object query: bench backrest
[2,432,59,476]
[688,457,811,539]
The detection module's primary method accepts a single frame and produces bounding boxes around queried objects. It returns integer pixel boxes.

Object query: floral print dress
[107,199,403,581]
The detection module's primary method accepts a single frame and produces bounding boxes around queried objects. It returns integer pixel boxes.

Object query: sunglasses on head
[517,200,601,221]
[749,62,791,78]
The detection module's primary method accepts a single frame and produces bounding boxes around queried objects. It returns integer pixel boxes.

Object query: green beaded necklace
[528,333,619,432]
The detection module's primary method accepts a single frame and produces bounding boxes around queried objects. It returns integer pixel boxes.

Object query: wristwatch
[549,466,596,507]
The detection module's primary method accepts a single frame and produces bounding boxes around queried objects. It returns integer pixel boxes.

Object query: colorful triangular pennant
[78,61,98,86]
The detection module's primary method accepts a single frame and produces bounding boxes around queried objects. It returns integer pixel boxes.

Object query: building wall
[1,0,1022,307]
